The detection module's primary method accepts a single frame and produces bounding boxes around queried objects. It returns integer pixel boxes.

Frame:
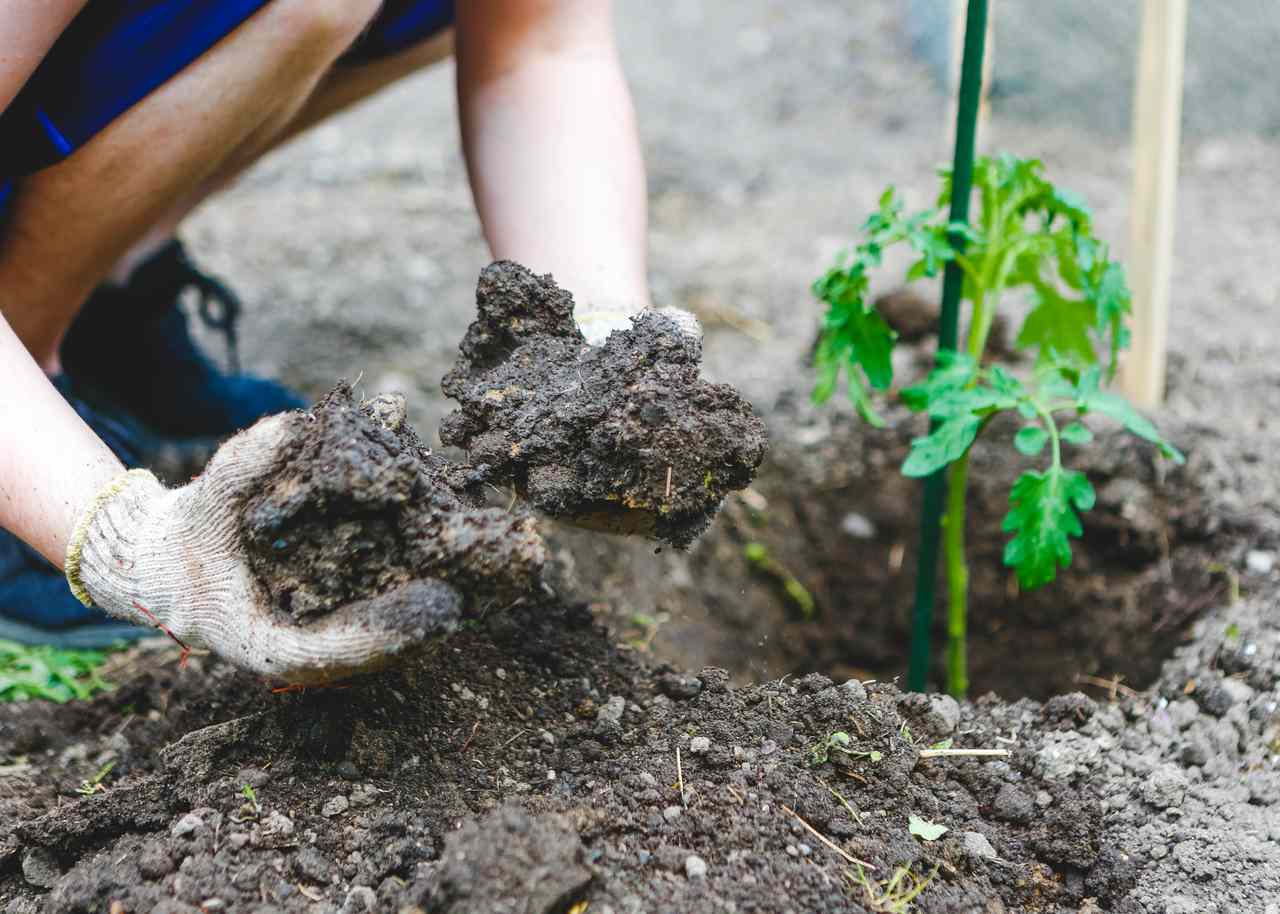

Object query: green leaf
[1087,260,1132,375]
[1073,369,1184,462]
[1002,468,1096,589]
[908,814,949,842]
[901,352,979,413]
[843,309,896,392]
[1014,426,1048,456]
[812,346,840,404]
[847,373,886,428]
[902,414,983,478]
[1059,422,1093,445]
[1015,283,1097,368]
[812,307,896,427]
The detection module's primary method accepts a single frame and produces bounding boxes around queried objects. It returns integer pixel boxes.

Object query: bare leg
[110,31,456,283]
[0,0,393,565]
[0,0,387,370]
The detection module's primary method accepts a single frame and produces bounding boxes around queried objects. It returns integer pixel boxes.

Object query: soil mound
[440,262,767,547]
[0,601,1141,914]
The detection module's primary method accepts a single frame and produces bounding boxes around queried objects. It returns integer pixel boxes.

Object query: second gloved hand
[65,413,462,685]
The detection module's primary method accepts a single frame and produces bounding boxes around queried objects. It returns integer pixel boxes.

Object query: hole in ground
[637,408,1248,702]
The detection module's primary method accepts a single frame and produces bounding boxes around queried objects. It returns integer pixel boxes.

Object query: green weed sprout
[76,760,115,796]
[813,154,1183,697]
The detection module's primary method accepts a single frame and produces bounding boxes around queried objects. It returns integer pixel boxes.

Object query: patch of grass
[0,639,116,703]
[847,863,938,913]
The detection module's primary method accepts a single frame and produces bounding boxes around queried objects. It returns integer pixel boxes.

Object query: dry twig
[1073,672,1141,700]
[781,804,876,871]
[916,748,1011,760]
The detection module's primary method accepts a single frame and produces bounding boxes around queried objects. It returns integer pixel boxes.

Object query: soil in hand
[240,384,546,623]
[439,261,768,548]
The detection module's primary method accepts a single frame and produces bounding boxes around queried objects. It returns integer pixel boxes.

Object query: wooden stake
[1122,0,1188,408]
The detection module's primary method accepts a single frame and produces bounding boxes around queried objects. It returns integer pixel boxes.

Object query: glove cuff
[64,468,163,608]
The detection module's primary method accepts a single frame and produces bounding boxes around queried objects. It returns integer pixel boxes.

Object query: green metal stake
[907,0,989,693]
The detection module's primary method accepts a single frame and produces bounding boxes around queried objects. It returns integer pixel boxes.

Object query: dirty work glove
[63,413,459,686]
[574,299,702,346]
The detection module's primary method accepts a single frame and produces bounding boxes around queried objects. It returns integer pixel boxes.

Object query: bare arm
[0,316,123,566]
[456,0,650,312]
[0,1,88,114]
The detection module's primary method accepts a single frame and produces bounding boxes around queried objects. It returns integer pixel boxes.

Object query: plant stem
[943,454,971,698]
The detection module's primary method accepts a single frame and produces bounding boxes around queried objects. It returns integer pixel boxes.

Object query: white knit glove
[575,301,703,346]
[63,413,460,686]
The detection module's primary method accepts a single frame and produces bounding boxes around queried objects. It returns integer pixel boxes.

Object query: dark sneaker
[0,377,156,648]
[60,240,306,438]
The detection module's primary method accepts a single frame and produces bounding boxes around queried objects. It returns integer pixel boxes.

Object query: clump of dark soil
[241,384,546,622]
[439,262,768,548]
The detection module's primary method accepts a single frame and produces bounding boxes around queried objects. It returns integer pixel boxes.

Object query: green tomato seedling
[813,154,1184,697]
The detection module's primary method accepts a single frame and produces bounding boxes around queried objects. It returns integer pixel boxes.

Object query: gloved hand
[64,413,461,686]
[574,299,703,346]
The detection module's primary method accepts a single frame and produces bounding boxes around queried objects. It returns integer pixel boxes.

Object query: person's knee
[276,0,384,55]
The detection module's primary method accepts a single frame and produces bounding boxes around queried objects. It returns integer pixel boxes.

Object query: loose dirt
[3,584,1277,913]
[439,262,767,548]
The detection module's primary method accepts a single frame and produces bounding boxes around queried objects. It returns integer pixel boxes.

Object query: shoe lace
[173,247,243,374]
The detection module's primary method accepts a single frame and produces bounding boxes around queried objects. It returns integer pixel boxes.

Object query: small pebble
[1245,550,1274,574]
[839,679,867,702]
[237,768,271,788]
[171,813,204,839]
[657,673,703,701]
[689,737,711,754]
[797,843,812,857]
[684,855,708,879]
[840,512,876,539]
[663,806,683,823]
[21,848,60,889]
[785,845,799,857]
[962,831,997,860]
[342,885,378,914]
[321,796,349,817]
